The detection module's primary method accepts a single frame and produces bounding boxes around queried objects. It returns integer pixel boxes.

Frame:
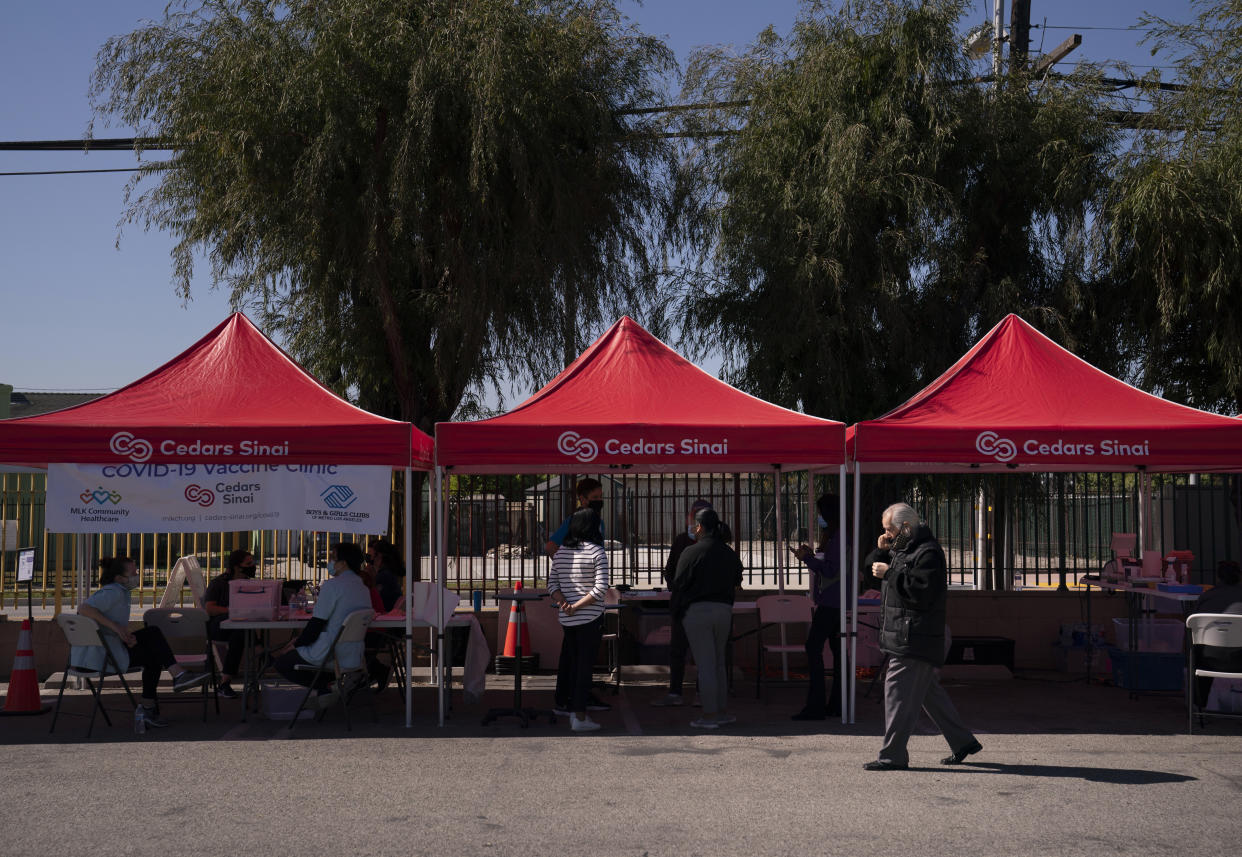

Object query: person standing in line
[202,548,258,699]
[672,507,743,729]
[548,508,610,732]
[790,493,843,720]
[862,502,981,770]
[73,556,209,729]
[544,476,611,714]
[652,498,714,708]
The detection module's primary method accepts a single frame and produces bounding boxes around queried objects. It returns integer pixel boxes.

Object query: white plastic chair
[755,594,814,702]
[1187,613,1242,734]
[289,608,376,731]
[144,607,219,720]
[49,613,138,739]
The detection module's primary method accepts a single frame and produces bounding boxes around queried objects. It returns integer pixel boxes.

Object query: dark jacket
[864,524,948,665]
[670,534,743,619]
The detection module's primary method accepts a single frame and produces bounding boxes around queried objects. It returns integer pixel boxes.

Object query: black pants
[126,626,178,699]
[804,606,842,715]
[555,617,604,712]
[273,649,333,690]
[668,614,690,695]
[207,616,245,678]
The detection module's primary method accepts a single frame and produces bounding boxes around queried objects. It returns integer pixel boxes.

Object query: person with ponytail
[671,507,743,729]
[73,556,210,729]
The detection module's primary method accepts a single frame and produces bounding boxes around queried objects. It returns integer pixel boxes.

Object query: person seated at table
[203,548,258,699]
[74,556,209,729]
[366,538,406,610]
[360,540,402,692]
[271,542,373,708]
[549,508,610,732]
[1191,560,1242,708]
[652,498,714,708]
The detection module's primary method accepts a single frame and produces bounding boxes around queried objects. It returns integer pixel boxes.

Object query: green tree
[1105,0,1242,413]
[90,0,675,431]
[671,0,1122,423]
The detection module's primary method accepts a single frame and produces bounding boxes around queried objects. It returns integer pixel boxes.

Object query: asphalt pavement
[2,670,1239,857]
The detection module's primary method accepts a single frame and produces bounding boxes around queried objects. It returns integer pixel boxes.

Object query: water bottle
[133,706,146,735]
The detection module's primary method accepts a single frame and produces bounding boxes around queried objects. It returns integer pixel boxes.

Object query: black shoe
[217,682,239,700]
[372,666,391,695]
[791,709,827,721]
[586,695,611,712]
[863,760,908,771]
[941,740,983,765]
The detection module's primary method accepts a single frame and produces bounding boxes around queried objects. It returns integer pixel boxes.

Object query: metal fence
[4,469,1240,609]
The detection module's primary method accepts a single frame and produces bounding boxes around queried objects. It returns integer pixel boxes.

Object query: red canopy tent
[840,313,1242,724]
[434,316,848,719]
[849,314,1242,473]
[0,312,431,468]
[436,316,845,473]
[0,312,435,727]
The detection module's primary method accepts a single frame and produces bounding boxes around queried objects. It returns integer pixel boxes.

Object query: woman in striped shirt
[549,508,610,732]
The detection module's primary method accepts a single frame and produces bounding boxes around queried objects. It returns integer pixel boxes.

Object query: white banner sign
[47,463,392,534]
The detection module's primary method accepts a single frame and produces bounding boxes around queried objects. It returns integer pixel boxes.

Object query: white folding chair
[144,607,219,720]
[49,613,138,739]
[289,608,376,731]
[755,594,814,702]
[1187,613,1242,734]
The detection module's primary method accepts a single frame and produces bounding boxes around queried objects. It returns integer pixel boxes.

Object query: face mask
[328,561,342,577]
[817,515,828,529]
[588,499,604,513]
[687,526,697,541]
[119,574,138,591]
[239,565,256,579]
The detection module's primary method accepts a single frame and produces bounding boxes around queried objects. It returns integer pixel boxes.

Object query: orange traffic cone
[502,581,533,658]
[2,618,50,716]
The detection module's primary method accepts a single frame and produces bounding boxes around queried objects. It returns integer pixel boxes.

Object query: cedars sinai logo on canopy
[975,431,1017,463]
[557,431,599,463]
[109,431,153,463]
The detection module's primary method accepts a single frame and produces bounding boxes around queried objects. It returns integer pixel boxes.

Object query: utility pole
[992,0,1005,80]
[1010,0,1031,69]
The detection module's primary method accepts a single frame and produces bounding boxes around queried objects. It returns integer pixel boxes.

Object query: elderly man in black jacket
[862,502,982,771]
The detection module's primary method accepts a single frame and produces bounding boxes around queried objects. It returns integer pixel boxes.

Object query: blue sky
[0,0,1193,396]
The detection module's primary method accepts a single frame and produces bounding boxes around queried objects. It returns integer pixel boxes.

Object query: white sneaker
[690,717,720,729]
[570,714,601,732]
[714,714,736,725]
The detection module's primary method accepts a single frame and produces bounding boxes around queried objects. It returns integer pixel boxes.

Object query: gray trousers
[682,601,732,715]
[879,654,976,766]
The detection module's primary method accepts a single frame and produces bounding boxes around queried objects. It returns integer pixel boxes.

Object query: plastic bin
[1112,618,1184,653]
[260,680,315,720]
[1107,648,1184,691]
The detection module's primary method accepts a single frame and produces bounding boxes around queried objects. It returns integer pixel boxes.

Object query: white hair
[883,502,920,533]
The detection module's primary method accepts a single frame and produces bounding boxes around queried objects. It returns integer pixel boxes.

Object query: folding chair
[1187,613,1242,734]
[49,613,138,739]
[755,594,813,702]
[289,608,376,731]
[143,607,219,720]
